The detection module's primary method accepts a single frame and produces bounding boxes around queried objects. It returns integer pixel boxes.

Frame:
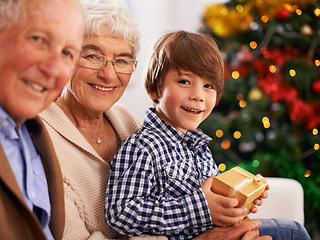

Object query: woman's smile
[88,83,115,92]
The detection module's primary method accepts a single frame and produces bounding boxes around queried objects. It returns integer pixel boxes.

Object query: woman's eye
[84,54,98,60]
[115,58,129,65]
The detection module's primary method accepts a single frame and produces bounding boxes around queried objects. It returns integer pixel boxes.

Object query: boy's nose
[190,88,204,102]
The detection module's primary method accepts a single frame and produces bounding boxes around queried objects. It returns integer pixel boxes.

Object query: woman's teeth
[89,83,113,91]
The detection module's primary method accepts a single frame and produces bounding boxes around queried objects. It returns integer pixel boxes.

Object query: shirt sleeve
[105,140,212,237]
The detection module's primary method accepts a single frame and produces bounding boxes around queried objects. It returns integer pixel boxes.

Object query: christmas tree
[200,0,320,237]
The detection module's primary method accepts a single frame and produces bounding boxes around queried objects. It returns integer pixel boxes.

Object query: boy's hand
[202,175,247,227]
[250,184,269,214]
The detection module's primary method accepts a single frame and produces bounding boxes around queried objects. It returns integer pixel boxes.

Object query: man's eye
[62,50,72,58]
[31,36,42,42]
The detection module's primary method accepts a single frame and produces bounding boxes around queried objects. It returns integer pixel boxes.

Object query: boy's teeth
[184,107,200,113]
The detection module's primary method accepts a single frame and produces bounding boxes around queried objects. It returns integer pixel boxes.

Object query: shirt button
[30,191,36,200]
[2,120,9,128]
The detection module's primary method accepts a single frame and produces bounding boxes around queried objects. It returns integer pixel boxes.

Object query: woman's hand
[201,176,247,227]
[193,219,272,240]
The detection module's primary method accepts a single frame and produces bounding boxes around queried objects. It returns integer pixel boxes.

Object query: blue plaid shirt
[106,108,219,240]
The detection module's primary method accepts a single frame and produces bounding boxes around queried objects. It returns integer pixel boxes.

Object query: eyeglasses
[79,51,138,74]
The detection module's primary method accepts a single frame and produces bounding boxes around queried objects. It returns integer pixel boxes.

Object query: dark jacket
[0,117,64,240]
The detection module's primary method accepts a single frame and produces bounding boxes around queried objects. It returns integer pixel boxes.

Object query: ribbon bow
[228,166,265,198]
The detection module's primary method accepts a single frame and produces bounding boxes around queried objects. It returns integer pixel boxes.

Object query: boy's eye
[178,79,189,85]
[204,84,214,89]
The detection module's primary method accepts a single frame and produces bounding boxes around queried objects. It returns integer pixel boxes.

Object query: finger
[241,229,259,240]
[219,195,239,208]
[203,175,215,189]
[225,219,262,239]
[256,236,272,240]
[253,198,263,206]
[260,191,268,199]
[223,206,247,217]
[250,206,258,214]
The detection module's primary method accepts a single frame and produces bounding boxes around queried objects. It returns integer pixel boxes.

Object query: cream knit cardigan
[39,102,142,240]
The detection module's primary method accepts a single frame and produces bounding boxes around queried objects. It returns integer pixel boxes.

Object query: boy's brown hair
[145,30,224,104]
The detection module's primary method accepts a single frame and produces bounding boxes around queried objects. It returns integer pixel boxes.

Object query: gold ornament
[252,0,316,19]
[204,3,252,37]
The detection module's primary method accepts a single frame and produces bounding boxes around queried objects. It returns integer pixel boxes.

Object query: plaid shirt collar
[143,107,212,150]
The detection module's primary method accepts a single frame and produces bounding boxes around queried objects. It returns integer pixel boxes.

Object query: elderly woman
[39,0,141,239]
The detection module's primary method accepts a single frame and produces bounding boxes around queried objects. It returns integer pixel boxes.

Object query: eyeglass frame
[78,51,138,74]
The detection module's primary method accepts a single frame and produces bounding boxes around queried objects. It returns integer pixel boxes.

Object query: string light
[284,4,294,12]
[289,69,296,77]
[262,117,270,124]
[304,170,311,177]
[216,129,224,138]
[269,65,277,73]
[218,163,227,172]
[261,15,269,23]
[315,143,319,151]
[262,117,271,129]
[250,41,257,49]
[296,9,302,15]
[236,4,244,12]
[315,60,320,66]
[314,8,320,17]
[232,71,240,79]
[234,131,241,139]
[220,7,228,16]
[312,128,318,135]
[221,139,231,149]
[237,93,244,101]
[252,159,260,168]
[239,100,247,108]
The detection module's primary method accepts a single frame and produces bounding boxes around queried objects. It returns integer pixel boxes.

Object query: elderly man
[0,0,84,239]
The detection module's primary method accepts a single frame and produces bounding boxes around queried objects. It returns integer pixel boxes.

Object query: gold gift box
[211,166,268,217]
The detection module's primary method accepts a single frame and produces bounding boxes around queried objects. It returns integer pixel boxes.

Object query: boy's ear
[148,90,159,102]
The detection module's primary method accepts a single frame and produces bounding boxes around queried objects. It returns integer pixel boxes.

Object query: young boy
[105,30,249,239]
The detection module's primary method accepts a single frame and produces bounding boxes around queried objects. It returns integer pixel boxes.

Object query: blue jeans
[259,218,311,240]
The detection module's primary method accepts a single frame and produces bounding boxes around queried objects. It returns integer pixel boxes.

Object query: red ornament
[312,79,320,94]
[276,8,290,21]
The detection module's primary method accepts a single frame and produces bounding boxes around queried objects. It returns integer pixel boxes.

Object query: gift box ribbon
[228,167,265,198]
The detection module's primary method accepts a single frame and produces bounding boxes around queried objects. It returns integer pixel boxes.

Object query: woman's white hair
[80,0,140,57]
